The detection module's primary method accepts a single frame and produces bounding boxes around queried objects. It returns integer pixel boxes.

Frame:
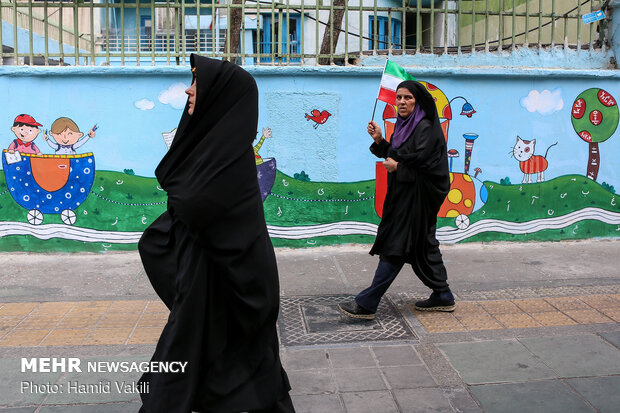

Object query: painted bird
[305,109,331,129]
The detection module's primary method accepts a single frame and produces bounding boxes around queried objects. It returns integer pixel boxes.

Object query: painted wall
[0,63,618,251]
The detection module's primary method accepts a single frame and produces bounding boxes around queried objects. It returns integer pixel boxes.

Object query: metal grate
[278,294,416,346]
[0,0,610,66]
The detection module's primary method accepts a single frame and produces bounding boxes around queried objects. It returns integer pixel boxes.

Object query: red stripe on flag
[378,88,396,105]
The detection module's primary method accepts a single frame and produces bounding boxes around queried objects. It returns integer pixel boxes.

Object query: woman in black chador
[339,80,455,319]
[137,54,294,413]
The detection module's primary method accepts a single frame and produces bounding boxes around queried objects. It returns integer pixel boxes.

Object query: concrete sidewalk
[0,240,619,412]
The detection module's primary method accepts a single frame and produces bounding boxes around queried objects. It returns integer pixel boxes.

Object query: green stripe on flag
[385,60,416,81]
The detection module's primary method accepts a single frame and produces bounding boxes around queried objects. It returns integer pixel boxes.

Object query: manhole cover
[279,295,416,346]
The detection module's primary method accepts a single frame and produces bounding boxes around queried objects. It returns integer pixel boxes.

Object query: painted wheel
[27,209,43,225]
[455,214,470,230]
[61,209,77,225]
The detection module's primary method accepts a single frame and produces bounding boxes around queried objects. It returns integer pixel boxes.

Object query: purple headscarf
[391,104,427,149]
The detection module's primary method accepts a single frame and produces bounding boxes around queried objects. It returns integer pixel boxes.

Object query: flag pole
[371,98,379,122]
[372,60,389,122]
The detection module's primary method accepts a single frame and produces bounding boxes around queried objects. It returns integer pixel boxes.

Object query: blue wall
[1,62,619,249]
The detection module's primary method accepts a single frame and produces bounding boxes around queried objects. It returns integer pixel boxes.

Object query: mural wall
[0,66,618,252]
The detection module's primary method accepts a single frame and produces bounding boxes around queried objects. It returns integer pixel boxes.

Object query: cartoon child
[45,117,95,155]
[254,127,272,166]
[8,114,43,155]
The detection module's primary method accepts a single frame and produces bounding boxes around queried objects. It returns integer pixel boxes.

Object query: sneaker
[414,291,456,312]
[338,300,375,320]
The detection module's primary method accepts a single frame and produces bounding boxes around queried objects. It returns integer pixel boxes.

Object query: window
[369,16,401,50]
[259,14,301,63]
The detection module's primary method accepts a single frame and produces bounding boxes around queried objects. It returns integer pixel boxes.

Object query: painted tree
[571,89,619,181]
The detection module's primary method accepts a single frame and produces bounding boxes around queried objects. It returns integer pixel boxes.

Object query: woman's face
[396,87,416,118]
[185,78,197,115]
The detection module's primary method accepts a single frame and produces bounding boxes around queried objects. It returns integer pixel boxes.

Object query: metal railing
[0,0,611,66]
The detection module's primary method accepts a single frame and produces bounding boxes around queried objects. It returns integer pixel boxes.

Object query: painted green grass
[264,171,379,226]
[1,169,618,252]
[437,174,620,242]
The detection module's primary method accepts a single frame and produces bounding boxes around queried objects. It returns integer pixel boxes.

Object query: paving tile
[144,300,169,313]
[381,365,437,389]
[31,302,75,315]
[0,358,63,407]
[494,313,541,329]
[127,327,162,345]
[512,299,555,313]
[288,369,336,395]
[327,347,375,368]
[529,311,577,327]
[478,300,522,315]
[69,302,112,316]
[96,313,141,329]
[599,331,620,349]
[415,313,466,333]
[83,328,133,345]
[290,394,343,413]
[0,316,25,333]
[56,314,102,329]
[0,303,39,317]
[136,313,168,328]
[438,340,556,385]
[341,390,398,413]
[370,345,423,367]
[520,335,620,377]
[15,315,63,330]
[455,314,503,331]
[545,297,591,311]
[393,388,455,413]
[333,368,386,392]
[598,308,620,322]
[566,376,620,413]
[607,294,620,303]
[576,295,619,309]
[562,309,614,324]
[470,380,593,413]
[40,329,91,346]
[39,404,141,413]
[453,302,485,314]
[443,387,483,413]
[107,300,148,313]
[0,329,49,346]
[281,349,330,371]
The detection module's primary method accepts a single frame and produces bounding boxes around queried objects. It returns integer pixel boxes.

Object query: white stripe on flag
[380,72,402,92]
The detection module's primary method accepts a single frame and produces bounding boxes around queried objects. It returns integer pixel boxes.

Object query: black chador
[137,54,293,413]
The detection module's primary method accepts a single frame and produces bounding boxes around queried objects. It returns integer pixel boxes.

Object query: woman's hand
[383,157,398,172]
[367,121,383,144]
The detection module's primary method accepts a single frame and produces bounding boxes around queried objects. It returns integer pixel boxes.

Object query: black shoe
[338,300,375,320]
[414,291,456,312]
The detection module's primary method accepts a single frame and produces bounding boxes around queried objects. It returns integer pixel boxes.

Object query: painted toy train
[2,151,95,225]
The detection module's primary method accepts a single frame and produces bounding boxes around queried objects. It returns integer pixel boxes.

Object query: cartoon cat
[512,136,558,183]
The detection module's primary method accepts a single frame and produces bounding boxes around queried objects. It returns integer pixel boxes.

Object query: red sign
[598,90,617,107]
[579,130,592,142]
[589,110,603,126]
[572,98,586,119]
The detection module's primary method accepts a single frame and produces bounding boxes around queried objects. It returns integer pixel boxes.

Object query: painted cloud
[134,98,155,111]
[158,83,189,110]
[520,89,564,115]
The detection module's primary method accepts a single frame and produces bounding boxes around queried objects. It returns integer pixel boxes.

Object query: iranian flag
[377,60,416,104]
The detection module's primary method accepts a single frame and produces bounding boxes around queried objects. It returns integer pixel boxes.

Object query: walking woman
[339,80,455,320]
[138,54,294,413]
